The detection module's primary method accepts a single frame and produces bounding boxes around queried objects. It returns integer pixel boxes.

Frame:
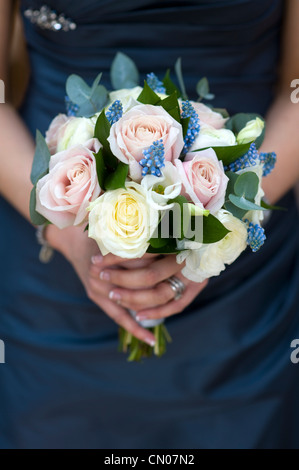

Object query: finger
[109,280,177,311]
[91,295,156,346]
[135,280,208,320]
[91,253,157,269]
[99,255,179,289]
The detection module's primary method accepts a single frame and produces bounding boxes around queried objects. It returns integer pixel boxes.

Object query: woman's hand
[46,224,157,346]
[93,254,208,321]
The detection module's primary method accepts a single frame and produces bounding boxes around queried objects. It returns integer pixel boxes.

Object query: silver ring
[166,276,185,301]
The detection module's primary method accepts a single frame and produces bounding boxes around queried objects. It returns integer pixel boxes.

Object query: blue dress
[0,0,298,449]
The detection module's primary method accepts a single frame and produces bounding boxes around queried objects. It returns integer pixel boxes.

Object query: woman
[0,0,298,449]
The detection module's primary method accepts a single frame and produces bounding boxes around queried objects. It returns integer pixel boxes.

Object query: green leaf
[94,111,118,169]
[225,113,265,149]
[196,77,214,100]
[110,52,140,90]
[229,194,267,211]
[137,81,161,105]
[174,57,188,100]
[30,130,51,185]
[89,85,109,113]
[105,162,129,190]
[202,214,230,244]
[149,236,168,249]
[181,117,191,139]
[147,238,180,254]
[94,148,107,189]
[66,74,92,105]
[157,93,181,122]
[260,199,287,211]
[29,186,48,225]
[234,172,259,201]
[162,69,181,97]
[193,142,252,166]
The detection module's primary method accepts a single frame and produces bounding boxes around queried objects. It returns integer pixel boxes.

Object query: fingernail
[145,338,156,347]
[136,314,148,322]
[109,291,121,301]
[100,271,110,281]
[92,255,103,265]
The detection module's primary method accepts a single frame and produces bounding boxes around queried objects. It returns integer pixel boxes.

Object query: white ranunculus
[109,87,143,113]
[191,127,236,151]
[57,117,95,152]
[236,118,264,144]
[177,210,248,282]
[141,161,182,210]
[88,181,159,259]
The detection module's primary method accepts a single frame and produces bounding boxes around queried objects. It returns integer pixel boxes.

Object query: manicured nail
[109,291,121,301]
[100,271,110,281]
[145,338,156,347]
[92,255,103,265]
[136,314,148,322]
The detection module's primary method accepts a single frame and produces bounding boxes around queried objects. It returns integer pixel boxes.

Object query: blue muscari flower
[65,96,79,117]
[224,143,259,172]
[259,152,277,177]
[139,139,165,177]
[181,101,200,154]
[146,73,166,94]
[245,220,266,252]
[105,100,123,125]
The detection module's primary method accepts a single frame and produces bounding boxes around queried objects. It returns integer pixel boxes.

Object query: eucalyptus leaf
[224,200,247,220]
[225,171,239,199]
[174,57,188,100]
[229,194,267,211]
[234,172,259,201]
[105,162,129,190]
[213,107,230,118]
[90,73,103,96]
[110,52,140,90]
[30,130,51,185]
[66,74,92,105]
[29,186,48,226]
[89,85,109,113]
[196,77,213,99]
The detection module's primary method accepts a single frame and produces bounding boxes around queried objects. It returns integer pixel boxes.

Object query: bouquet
[30,53,277,361]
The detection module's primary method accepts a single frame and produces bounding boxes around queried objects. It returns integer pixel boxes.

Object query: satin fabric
[0,0,298,449]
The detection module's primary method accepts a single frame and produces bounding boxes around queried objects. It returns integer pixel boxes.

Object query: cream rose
[36,139,101,229]
[191,102,228,129]
[107,104,184,181]
[237,118,264,144]
[56,117,96,153]
[175,148,228,214]
[191,127,236,151]
[45,114,72,155]
[88,181,159,259]
[177,210,248,282]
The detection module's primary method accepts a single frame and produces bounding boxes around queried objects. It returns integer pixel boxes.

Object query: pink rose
[107,104,184,181]
[191,102,227,129]
[45,114,73,155]
[175,148,229,214]
[36,139,101,229]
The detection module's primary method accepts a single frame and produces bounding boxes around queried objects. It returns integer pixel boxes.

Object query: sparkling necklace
[24,4,77,32]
